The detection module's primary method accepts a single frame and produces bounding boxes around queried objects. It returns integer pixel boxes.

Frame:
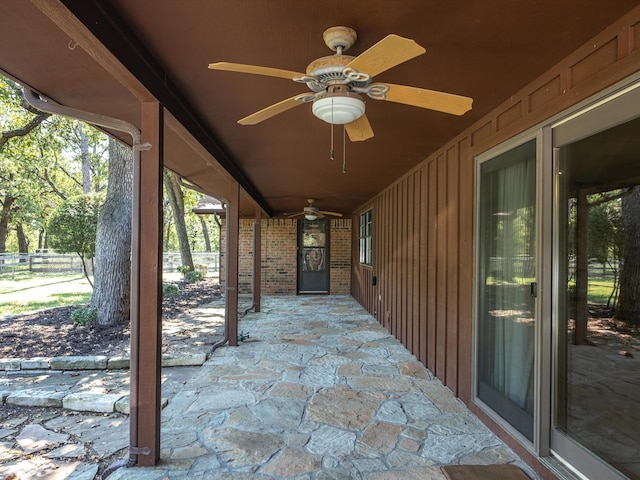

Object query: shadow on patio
[108,295,538,479]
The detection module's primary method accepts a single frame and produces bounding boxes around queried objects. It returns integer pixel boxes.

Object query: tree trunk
[164,170,193,270]
[79,124,91,194]
[164,218,173,251]
[90,139,132,326]
[16,224,29,259]
[200,216,211,252]
[38,229,45,251]
[574,190,589,344]
[0,195,16,254]
[615,186,640,326]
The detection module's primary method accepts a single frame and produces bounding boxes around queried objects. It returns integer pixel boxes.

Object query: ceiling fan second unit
[208,26,473,142]
[288,199,343,221]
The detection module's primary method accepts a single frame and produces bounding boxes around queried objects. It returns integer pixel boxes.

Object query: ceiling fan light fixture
[305,213,318,221]
[312,91,365,125]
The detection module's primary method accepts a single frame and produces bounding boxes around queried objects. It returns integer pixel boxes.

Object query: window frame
[359,208,373,266]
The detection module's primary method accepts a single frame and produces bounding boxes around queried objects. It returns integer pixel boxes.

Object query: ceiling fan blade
[345,34,425,77]
[345,114,374,142]
[286,212,305,218]
[383,83,473,116]
[238,95,306,125]
[208,62,305,80]
[319,211,343,217]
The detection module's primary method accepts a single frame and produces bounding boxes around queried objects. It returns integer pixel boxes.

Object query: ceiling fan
[287,199,343,221]
[208,26,473,142]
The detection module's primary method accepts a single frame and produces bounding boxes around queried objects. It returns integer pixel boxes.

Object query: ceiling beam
[59,0,273,216]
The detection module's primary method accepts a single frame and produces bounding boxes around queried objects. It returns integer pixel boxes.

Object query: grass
[0,270,208,317]
[588,280,615,305]
[0,272,92,316]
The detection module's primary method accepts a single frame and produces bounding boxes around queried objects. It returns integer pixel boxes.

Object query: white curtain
[478,142,536,436]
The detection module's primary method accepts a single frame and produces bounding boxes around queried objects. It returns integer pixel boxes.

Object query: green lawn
[0,272,92,316]
[588,279,615,305]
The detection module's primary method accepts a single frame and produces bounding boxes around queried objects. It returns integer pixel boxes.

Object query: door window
[552,90,640,479]
[476,139,537,442]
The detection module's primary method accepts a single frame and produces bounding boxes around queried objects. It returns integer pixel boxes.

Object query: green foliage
[162,282,179,297]
[568,192,623,265]
[163,184,220,253]
[71,306,97,326]
[48,193,102,259]
[185,270,204,283]
[588,194,622,264]
[177,264,204,284]
[1,74,109,254]
[176,264,192,274]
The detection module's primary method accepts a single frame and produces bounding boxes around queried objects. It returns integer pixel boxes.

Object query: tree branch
[0,112,51,149]
[43,168,69,201]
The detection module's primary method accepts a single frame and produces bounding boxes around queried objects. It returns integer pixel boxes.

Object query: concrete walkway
[102,295,537,480]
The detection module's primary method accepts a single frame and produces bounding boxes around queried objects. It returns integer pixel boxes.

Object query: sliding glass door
[552,85,640,480]
[476,139,537,442]
[474,81,640,480]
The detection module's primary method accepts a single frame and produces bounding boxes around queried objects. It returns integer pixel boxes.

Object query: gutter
[22,89,149,476]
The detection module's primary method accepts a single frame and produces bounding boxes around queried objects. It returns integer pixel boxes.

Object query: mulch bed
[0,279,221,358]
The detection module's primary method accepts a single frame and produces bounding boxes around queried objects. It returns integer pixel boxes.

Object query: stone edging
[0,389,168,414]
[0,352,207,372]
[0,353,206,414]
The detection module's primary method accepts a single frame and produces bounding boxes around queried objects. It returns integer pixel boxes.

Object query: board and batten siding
[352,142,473,401]
[352,3,640,411]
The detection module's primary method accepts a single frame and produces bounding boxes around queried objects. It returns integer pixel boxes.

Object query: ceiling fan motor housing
[304,206,319,215]
[306,54,369,124]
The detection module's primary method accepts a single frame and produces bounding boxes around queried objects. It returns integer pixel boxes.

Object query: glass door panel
[553,112,640,480]
[477,139,537,442]
[298,219,329,293]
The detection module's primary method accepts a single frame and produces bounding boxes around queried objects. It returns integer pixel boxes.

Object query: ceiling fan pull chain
[330,92,335,160]
[342,125,347,173]
[330,122,335,160]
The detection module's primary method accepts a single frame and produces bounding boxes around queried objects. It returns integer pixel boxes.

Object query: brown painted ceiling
[1,0,639,217]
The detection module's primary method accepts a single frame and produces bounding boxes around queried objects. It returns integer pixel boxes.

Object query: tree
[1,76,108,256]
[164,170,194,270]
[616,185,640,325]
[47,193,102,286]
[199,216,212,252]
[0,77,51,253]
[90,138,132,325]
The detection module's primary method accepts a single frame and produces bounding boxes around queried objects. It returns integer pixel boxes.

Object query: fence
[0,252,85,278]
[0,251,220,278]
[162,252,220,276]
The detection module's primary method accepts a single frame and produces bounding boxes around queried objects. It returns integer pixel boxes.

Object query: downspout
[22,89,150,475]
[210,210,230,351]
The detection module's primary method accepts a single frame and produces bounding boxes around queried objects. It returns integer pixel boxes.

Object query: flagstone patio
[106,295,538,479]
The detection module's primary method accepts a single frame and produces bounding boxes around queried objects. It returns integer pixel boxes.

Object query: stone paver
[103,296,540,479]
[0,296,540,479]
[16,424,69,454]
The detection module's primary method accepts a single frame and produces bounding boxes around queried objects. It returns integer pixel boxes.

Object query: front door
[298,219,329,293]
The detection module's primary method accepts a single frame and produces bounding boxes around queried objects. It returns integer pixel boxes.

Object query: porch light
[312,90,365,124]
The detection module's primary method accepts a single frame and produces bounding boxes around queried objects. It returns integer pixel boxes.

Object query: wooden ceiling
[2,0,639,216]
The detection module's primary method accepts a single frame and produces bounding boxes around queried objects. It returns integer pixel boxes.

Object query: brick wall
[329,218,351,295]
[221,217,351,295]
